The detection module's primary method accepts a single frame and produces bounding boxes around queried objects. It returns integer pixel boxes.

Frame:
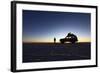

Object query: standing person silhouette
[54,37,56,43]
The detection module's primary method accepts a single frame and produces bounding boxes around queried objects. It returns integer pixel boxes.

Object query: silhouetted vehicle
[60,33,78,43]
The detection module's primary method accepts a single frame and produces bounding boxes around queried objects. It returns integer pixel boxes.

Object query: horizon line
[23,42,91,44]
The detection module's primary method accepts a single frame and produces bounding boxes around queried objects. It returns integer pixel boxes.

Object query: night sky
[23,10,91,42]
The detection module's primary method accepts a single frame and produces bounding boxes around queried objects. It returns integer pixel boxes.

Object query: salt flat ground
[23,42,91,63]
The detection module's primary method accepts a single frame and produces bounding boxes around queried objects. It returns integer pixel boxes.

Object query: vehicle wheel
[61,41,64,44]
[71,41,75,43]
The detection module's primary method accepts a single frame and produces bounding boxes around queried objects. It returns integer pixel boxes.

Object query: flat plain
[23,42,91,63]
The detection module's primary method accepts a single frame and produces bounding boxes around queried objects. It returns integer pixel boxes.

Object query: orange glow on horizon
[78,37,91,42]
[23,37,91,43]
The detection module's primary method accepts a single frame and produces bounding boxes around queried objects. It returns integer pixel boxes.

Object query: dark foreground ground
[23,43,91,63]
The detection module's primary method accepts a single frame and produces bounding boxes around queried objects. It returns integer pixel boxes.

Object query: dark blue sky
[23,10,91,42]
